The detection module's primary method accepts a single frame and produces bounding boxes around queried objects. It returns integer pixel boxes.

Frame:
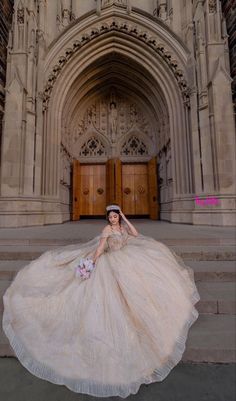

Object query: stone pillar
[0,0,14,175]
[221,0,236,122]
[1,0,37,196]
[193,1,215,193]
[191,0,236,224]
[204,0,235,194]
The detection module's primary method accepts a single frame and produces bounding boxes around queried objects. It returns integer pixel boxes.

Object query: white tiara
[106,204,121,211]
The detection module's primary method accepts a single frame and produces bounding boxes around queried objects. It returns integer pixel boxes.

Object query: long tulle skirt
[2,234,200,398]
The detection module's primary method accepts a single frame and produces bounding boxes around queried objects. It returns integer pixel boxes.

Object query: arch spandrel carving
[61,88,157,161]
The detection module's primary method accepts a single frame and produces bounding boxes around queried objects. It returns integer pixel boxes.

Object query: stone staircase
[0,238,235,363]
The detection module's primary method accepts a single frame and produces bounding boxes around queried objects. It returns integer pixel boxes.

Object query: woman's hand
[119,210,139,237]
[119,209,127,221]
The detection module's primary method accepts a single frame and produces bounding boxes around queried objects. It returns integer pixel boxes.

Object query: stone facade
[221,0,236,118]
[0,0,14,164]
[0,0,235,227]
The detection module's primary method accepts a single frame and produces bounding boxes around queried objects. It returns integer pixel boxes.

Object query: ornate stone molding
[209,0,217,14]
[62,91,155,156]
[43,18,189,110]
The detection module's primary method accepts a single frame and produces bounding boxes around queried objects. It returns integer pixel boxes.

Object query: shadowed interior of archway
[59,53,171,218]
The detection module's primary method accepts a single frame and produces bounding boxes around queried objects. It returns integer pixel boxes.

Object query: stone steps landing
[0,278,235,315]
[0,260,235,282]
[0,246,235,261]
[0,240,235,362]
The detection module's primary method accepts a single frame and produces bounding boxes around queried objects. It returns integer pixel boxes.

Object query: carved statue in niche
[109,102,118,143]
[62,90,156,157]
[87,105,96,126]
[130,104,138,125]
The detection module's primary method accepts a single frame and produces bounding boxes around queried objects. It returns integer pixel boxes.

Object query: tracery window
[121,136,148,156]
[102,0,127,6]
[79,136,106,157]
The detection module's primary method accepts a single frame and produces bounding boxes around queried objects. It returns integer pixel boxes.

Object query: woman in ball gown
[2,204,200,398]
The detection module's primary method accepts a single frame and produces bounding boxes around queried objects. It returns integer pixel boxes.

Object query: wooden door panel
[72,159,81,220]
[115,158,122,207]
[134,164,146,175]
[122,165,135,214]
[122,164,149,215]
[134,171,149,214]
[106,159,113,205]
[148,157,159,219]
[93,165,106,215]
[80,165,93,215]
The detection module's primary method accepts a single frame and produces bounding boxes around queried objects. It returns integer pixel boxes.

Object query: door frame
[72,157,159,220]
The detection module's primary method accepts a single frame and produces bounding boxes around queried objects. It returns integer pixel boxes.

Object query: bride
[2,204,200,398]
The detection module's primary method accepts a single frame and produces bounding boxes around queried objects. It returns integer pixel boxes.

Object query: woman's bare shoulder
[101,225,112,236]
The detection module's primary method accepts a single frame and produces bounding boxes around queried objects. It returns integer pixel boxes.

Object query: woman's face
[108,211,120,225]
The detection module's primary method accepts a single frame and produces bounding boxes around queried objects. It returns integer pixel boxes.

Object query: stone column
[1,0,38,196]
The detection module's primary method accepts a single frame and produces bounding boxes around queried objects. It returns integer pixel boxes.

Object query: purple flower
[75,258,95,280]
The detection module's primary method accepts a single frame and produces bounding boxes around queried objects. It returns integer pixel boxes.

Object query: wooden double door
[122,164,149,215]
[72,158,158,220]
[73,163,106,218]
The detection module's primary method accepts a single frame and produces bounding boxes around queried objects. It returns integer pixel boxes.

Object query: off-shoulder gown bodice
[102,226,129,251]
[2,224,200,398]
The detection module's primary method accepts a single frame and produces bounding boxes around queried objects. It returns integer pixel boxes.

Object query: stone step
[0,260,235,282]
[187,261,236,282]
[183,314,236,363]
[197,282,236,314]
[170,245,236,261]
[0,313,235,363]
[0,261,29,280]
[0,279,235,316]
[0,246,235,261]
[0,238,235,246]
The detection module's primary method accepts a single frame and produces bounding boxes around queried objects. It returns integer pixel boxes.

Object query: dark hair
[106,208,122,226]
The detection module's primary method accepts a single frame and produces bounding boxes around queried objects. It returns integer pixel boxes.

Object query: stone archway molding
[43,10,191,111]
[42,10,192,202]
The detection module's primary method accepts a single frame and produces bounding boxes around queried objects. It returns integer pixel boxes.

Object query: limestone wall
[0,0,235,227]
[221,0,236,119]
[0,0,14,164]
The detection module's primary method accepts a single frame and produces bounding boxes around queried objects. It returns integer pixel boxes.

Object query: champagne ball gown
[2,224,200,398]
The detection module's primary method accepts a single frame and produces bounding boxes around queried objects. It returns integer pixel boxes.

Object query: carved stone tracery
[121,135,148,156]
[17,7,24,24]
[79,136,106,157]
[102,0,127,6]
[209,0,217,13]
[62,89,156,160]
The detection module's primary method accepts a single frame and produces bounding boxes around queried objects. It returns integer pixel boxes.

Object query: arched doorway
[68,82,161,219]
[41,10,193,224]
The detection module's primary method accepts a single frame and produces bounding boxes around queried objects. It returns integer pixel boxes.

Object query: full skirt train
[2,234,200,398]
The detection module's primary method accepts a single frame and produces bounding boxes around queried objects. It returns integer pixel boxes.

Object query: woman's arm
[92,227,110,264]
[120,210,139,237]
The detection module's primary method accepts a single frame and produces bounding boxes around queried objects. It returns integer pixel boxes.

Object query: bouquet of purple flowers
[75,258,95,280]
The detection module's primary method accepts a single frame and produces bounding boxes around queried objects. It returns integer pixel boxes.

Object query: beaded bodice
[101,226,129,251]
